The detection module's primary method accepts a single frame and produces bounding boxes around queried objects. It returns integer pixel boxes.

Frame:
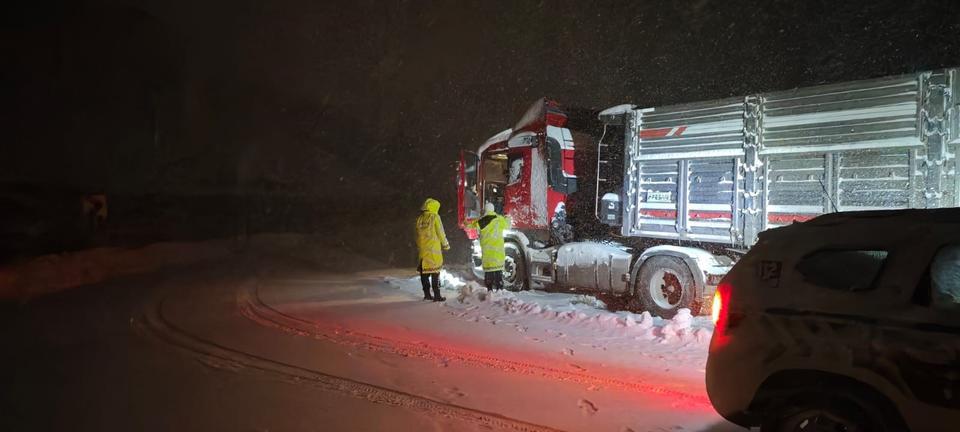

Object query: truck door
[458,150,481,233]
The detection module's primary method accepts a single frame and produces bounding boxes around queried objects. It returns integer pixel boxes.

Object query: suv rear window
[795,249,888,292]
[932,244,960,308]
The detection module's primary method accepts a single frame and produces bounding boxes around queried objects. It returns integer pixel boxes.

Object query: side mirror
[565,177,578,195]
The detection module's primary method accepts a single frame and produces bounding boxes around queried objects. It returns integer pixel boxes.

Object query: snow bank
[384,273,713,348]
[0,234,311,302]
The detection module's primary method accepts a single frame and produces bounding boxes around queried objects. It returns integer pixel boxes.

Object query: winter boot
[421,272,433,300]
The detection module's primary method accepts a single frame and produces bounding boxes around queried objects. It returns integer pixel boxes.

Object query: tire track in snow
[134,295,564,432]
[239,281,713,409]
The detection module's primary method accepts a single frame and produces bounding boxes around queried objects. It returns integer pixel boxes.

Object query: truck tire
[634,256,697,318]
[503,242,528,291]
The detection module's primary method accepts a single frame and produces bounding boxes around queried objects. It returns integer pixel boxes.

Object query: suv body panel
[706,209,960,430]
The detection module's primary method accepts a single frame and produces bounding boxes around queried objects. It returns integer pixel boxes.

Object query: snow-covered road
[2,254,743,431]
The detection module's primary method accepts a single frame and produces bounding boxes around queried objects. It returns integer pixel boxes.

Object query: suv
[706,208,960,431]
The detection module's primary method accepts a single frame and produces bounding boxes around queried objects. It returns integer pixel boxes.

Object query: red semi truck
[457,68,960,317]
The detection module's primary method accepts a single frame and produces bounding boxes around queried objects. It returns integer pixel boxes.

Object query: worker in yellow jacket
[416,198,450,301]
[467,202,511,291]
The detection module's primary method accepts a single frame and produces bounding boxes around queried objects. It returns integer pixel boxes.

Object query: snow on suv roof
[801,207,960,227]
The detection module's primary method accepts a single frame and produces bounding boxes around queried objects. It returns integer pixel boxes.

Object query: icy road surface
[1,254,742,432]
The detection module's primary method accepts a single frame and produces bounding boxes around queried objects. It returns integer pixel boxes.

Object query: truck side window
[508,153,523,185]
[931,244,960,309]
[795,249,888,292]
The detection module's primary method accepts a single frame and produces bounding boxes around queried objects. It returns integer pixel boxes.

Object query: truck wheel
[635,256,697,318]
[503,242,528,291]
[761,391,887,432]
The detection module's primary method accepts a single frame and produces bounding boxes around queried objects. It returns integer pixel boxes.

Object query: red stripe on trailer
[689,211,732,220]
[638,128,673,139]
[639,126,689,139]
[640,210,734,220]
[768,213,817,224]
[640,209,677,219]
[639,210,818,225]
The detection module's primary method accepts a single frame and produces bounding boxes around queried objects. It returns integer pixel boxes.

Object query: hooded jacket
[415,198,450,273]
[467,208,511,272]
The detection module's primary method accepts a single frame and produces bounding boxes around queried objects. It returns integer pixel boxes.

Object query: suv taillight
[712,282,732,327]
[710,282,734,349]
[711,290,723,325]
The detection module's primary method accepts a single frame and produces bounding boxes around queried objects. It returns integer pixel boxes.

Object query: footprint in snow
[578,398,598,415]
[562,348,575,356]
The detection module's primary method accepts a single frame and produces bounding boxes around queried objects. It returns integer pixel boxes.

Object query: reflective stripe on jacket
[416,198,449,273]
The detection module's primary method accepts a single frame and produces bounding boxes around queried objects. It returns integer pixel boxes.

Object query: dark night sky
[3,0,960,251]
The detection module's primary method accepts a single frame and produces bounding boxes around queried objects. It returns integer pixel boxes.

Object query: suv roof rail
[804,208,960,227]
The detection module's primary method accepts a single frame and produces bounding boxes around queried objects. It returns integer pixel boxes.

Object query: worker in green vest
[468,202,511,290]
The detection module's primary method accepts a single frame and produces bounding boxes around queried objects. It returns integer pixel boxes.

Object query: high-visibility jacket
[415,198,449,273]
[468,210,511,272]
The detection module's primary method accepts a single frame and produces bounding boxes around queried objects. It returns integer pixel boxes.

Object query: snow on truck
[456,67,960,317]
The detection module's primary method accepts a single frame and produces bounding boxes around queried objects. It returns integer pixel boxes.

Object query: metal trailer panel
[621,68,959,247]
[765,154,828,229]
[761,74,920,154]
[687,159,737,240]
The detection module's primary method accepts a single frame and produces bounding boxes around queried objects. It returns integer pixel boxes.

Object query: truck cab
[457,99,731,316]
[457,99,579,287]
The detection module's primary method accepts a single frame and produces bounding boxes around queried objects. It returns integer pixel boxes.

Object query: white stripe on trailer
[639,202,731,211]
[635,148,745,161]
[768,205,824,213]
[764,103,917,129]
[637,218,678,226]
[760,137,921,155]
[689,221,733,228]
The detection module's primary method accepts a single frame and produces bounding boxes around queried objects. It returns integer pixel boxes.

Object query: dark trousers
[419,265,441,299]
[484,270,504,291]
